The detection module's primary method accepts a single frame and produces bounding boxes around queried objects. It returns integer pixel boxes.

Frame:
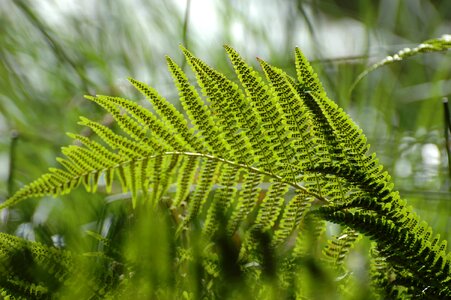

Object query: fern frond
[323,227,360,268]
[178,158,220,232]
[254,181,289,232]
[181,46,256,166]
[3,44,450,299]
[166,56,230,156]
[272,191,313,247]
[316,209,451,298]
[89,95,189,151]
[294,47,325,94]
[202,163,241,237]
[307,91,370,166]
[128,78,200,151]
[227,172,263,236]
[224,45,284,174]
[172,155,198,208]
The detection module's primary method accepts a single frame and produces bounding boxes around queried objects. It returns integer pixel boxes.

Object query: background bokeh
[0,0,450,245]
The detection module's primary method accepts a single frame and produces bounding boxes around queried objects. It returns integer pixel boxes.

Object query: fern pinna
[1,46,450,299]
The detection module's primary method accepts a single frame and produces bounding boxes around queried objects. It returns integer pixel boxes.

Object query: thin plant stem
[443,97,451,183]
[181,0,191,71]
[7,130,19,197]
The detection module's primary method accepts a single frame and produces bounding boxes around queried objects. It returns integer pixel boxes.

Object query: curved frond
[3,45,450,299]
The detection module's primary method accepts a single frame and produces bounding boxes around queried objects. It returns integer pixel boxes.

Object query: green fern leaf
[3,44,450,299]
[272,191,313,246]
[323,227,360,268]
[181,46,256,166]
[178,158,220,233]
[128,78,200,151]
[166,56,230,156]
[254,181,289,232]
[224,45,283,174]
[227,172,263,236]
[202,163,240,237]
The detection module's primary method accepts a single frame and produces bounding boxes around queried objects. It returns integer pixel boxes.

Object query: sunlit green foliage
[0,46,449,299]
[1,1,450,300]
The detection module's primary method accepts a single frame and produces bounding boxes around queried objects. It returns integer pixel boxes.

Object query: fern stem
[161,151,329,204]
[181,0,191,71]
[7,130,19,198]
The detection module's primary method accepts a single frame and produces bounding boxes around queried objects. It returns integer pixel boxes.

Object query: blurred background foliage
[0,0,450,283]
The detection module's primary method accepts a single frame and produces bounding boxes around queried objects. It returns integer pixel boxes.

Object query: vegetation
[1,1,450,299]
[1,42,451,299]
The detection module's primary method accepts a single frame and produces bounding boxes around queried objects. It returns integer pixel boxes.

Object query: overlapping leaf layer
[1,46,449,299]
